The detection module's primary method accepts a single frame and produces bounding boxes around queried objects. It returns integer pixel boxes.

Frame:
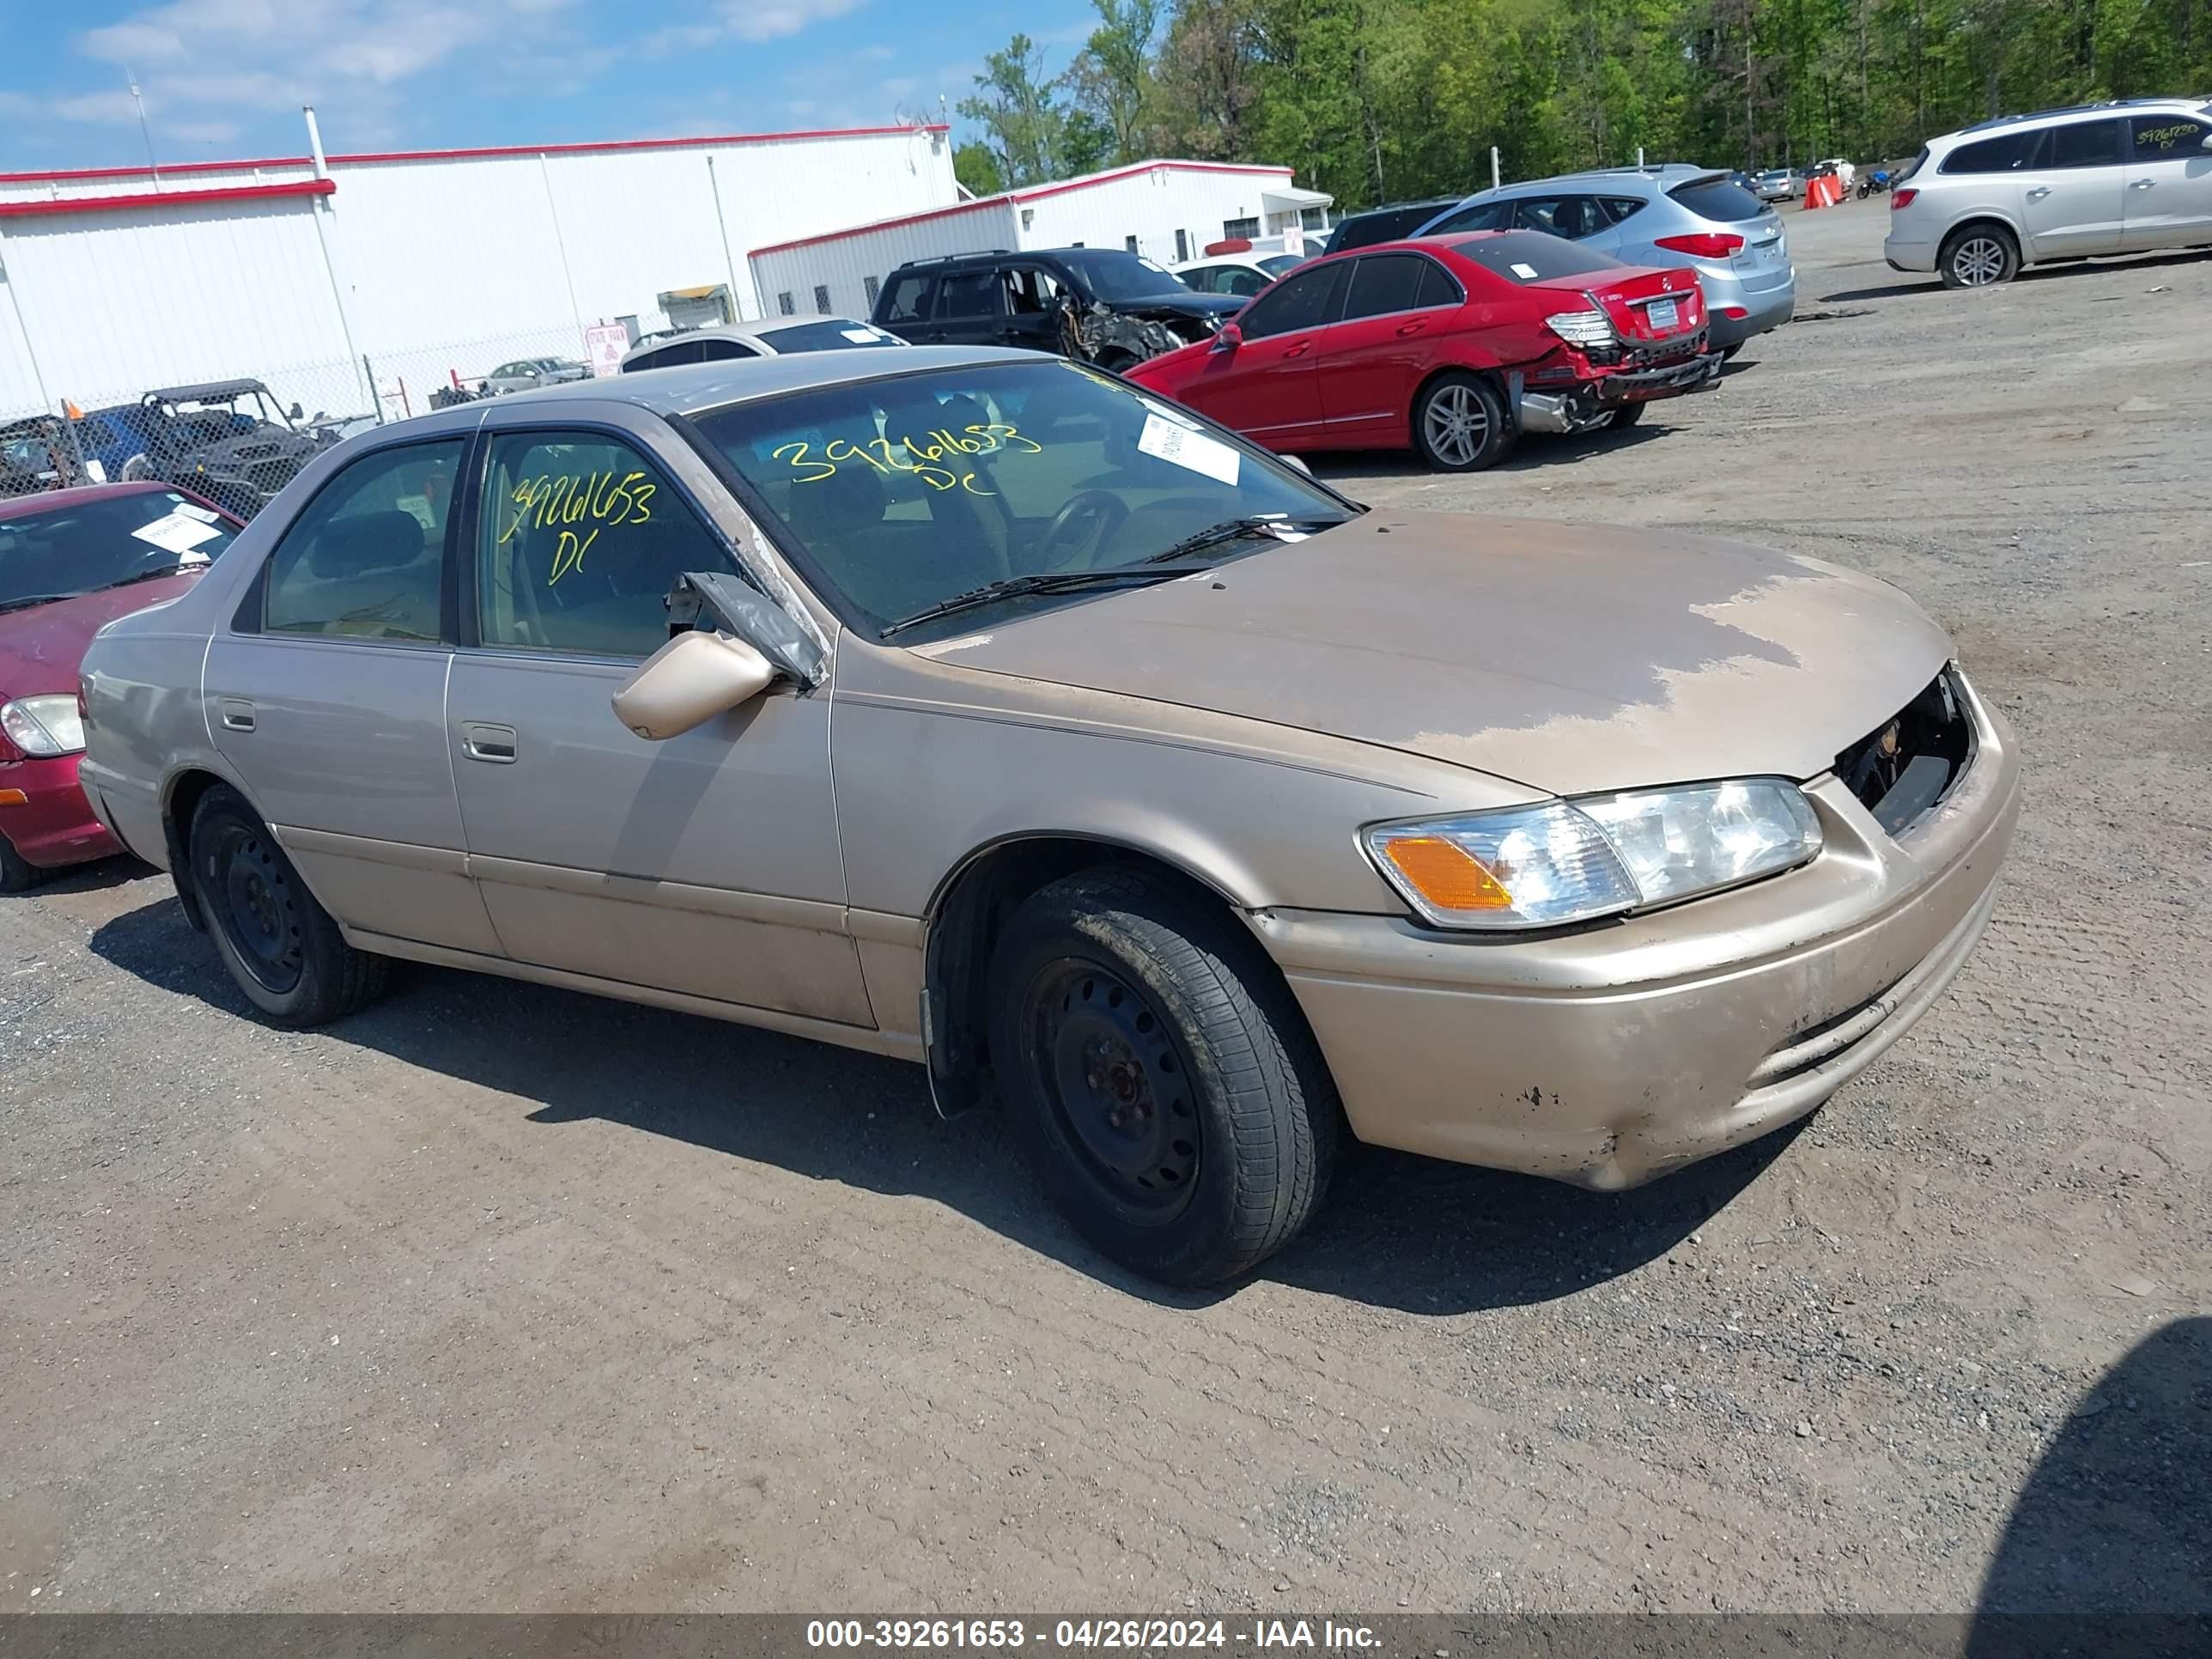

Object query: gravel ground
[3,198,2207,1616]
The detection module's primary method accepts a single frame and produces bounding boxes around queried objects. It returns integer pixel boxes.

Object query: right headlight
[1363,778,1822,931]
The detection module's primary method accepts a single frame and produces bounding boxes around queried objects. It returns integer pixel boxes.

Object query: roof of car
[489,343,1046,417]
[144,380,270,402]
[1450,164,1719,203]
[0,479,174,522]
[1953,95,2207,136]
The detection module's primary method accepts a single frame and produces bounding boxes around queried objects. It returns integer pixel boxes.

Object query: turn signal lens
[1376,836,1514,912]
[1364,803,1640,931]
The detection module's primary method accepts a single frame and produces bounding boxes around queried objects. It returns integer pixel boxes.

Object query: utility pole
[129,70,160,183]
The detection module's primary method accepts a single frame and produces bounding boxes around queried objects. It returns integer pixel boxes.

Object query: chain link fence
[3,324,621,516]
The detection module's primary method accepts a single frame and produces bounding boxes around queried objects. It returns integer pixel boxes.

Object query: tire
[1412,371,1515,472]
[986,866,1341,1285]
[187,784,387,1026]
[1603,400,1648,428]
[1720,343,1745,362]
[1940,224,2020,289]
[0,832,42,895]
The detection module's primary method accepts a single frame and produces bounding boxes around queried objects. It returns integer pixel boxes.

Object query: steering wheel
[1036,489,1131,570]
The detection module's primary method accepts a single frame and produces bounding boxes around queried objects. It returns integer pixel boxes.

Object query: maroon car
[1,483,240,890]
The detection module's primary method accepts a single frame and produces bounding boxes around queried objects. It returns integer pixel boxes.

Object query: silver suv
[1413,166,1796,351]
[1886,97,2212,287]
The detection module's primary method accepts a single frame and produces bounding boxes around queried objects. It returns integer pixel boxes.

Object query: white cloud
[721,0,866,43]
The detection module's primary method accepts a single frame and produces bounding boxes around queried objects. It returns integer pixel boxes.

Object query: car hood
[908,513,1954,796]
[0,574,202,696]
[1110,290,1243,321]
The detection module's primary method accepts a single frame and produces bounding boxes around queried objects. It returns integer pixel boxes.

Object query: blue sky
[0,0,1100,171]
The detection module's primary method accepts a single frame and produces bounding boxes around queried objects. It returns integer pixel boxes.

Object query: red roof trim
[0,178,335,219]
[0,123,950,186]
[751,161,1297,257]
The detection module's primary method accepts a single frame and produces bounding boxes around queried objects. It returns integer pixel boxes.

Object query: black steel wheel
[187,785,387,1025]
[987,866,1341,1285]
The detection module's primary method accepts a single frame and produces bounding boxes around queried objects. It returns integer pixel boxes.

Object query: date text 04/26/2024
[806,1620,1382,1650]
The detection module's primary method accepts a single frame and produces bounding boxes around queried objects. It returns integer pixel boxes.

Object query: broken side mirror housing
[1212,321,1243,354]
[611,630,775,740]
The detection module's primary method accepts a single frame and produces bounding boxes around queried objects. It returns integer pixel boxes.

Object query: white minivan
[1885,97,2212,287]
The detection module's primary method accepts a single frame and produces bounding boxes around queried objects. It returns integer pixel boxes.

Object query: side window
[477,429,741,659]
[2130,114,2210,161]
[1600,197,1648,226]
[1428,200,1506,234]
[879,272,933,323]
[262,441,461,642]
[934,269,999,319]
[1340,252,1426,321]
[697,337,759,362]
[1511,195,1605,240]
[1238,264,1346,339]
[1223,268,1267,297]
[1413,258,1465,309]
[2047,119,2122,168]
[1000,265,1066,315]
[1942,131,2040,173]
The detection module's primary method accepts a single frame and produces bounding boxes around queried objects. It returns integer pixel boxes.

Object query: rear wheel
[1601,400,1648,428]
[188,785,387,1026]
[1940,224,2019,289]
[987,867,1340,1285]
[1412,371,1514,472]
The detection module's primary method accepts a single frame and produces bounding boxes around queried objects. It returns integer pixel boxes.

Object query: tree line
[951,0,2211,208]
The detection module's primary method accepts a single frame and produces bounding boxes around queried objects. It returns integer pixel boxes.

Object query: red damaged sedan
[2,483,239,890]
[1124,229,1720,471]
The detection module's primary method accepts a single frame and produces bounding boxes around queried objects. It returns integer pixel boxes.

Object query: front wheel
[1412,371,1514,472]
[1,833,42,894]
[1940,225,2020,289]
[987,867,1340,1285]
[188,785,387,1026]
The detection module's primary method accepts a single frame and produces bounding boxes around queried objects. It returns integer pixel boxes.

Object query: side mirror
[611,630,775,740]
[1279,453,1312,477]
[289,402,305,421]
[2203,132,2212,152]
[1212,321,1243,354]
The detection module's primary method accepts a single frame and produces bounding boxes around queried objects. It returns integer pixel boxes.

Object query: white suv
[1885,97,2212,287]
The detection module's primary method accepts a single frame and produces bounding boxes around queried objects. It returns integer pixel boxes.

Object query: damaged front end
[1062,298,1228,369]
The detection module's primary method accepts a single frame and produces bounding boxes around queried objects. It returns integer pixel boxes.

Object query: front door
[1164,260,1346,447]
[2121,112,2212,251]
[204,435,501,955]
[2018,118,2128,257]
[998,263,1076,355]
[447,422,871,1027]
[1316,252,1464,445]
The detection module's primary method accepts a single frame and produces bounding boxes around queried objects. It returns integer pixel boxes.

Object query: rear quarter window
[878,272,933,324]
[1666,177,1767,222]
[1941,131,2040,173]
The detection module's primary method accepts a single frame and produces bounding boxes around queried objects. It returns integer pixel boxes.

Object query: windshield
[0,489,234,611]
[1259,254,1302,276]
[757,319,907,353]
[693,360,1356,639]
[1054,249,1192,301]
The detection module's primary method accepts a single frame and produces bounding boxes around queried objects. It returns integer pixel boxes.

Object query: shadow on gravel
[9,853,155,901]
[1309,421,1671,484]
[94,892,1796,1315]
[1967,1316,2212,1653]
[1824,248,2205,304]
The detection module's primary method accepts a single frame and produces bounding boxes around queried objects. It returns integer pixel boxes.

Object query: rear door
[928,264,1005,348]
[1159,259,1346,447]
[2121,112,2212,250]
[1316,252,1465,443]
[2018,118,2128,256]
[204,435,501,956]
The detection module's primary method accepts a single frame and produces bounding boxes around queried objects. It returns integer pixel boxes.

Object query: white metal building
[0,121,958,421]
[749,161,1333,325]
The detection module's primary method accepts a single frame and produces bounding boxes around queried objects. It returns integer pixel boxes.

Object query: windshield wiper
[1142,514,1347,566]
[0,592,82,616]
[106,562,194,587]
[879,562,1212,640]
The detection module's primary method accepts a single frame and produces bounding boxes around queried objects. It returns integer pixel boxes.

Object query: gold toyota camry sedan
[77,347,2020,1285]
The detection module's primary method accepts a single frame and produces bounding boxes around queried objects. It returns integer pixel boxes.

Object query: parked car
[482,357,591,396]
[621,319,906,372]
[1413,167,1796,353]
[128,380,339,521]
[1885,97,2212,287]
[2,482,240,890]
[1171,252,1304,299]
[1815,156,1858,190]
[872,248,1239,369]
[1125,231,1717,471]
[1753,167,1797,202]
[76,348,2020,1284]
[2,416,94,498]
[1320,197,1462,257]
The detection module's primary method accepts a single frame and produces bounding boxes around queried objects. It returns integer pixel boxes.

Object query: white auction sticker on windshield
[841,327,884,343]
[1510,262,1539,279]
[131,512,222,556]
[1138,411,1240,485]
[173,501,222,523]
[1137,395,1204,430]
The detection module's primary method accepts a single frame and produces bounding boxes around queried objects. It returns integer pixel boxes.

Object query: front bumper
[0,752,123,871]
[1252,672,2021,1190]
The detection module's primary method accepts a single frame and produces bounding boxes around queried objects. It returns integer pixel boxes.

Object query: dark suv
[870,247,1241,369]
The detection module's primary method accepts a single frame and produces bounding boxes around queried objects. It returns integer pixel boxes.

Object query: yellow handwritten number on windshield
[773,422,1043,495]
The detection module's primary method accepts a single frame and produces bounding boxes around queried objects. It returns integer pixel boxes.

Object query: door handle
[2025,185,2051,200]
[460,722,518,763]
[218,698,255,732]
[1395,321,1426,337]
[2130,179,2154,190]
[1282,342,1312,359]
